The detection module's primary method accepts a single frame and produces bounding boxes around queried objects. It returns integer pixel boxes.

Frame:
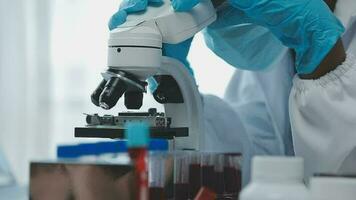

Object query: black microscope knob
[124,91,143,110]
[148,108,157,116]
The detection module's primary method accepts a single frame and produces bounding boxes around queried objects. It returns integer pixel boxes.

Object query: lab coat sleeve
[290,52,356,178]
[202,94,250,154]
[0,150,15,187]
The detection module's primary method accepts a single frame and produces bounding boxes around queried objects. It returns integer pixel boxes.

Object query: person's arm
[299,39,346,79]
[229,0,344,76]
[299,0,346,79]
[324,0,337,11]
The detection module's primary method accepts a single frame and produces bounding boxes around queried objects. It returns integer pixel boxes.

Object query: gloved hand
[109,0,164,30]
[109,0,195,92]
[229,0,345,74]
[170,0,200,12]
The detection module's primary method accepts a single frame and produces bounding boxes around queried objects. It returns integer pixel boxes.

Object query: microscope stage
[75,108,189,139]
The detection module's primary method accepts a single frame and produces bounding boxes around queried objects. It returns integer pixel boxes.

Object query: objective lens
[91,79,108,107]
[125,91,143,110]
[99,77,127,110]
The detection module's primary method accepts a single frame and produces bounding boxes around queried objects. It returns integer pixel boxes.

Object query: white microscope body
[99,0,216,150]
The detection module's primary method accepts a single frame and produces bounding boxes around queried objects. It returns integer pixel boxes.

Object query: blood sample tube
[188,152,202,199]
[149,153,166,200]
[223,153,242,199]
[174,152,190,200]
[125,122,150,200]
[201,153,216,192]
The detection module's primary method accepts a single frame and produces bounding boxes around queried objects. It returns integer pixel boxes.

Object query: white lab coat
[203,0,356,183]
[202,47,294,185]
[290,1,356,178]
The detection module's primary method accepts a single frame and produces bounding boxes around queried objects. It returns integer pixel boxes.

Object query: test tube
[188,151,202,199]
[201,153,216,192]
[174,152,190,200]
[149,153,166,200]
[223,153,242,199]
[214,154,225,198]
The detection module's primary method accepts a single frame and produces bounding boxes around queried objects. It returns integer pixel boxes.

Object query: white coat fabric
[290,0,356,178]
[202,0,356,183]
[0,149,15,187]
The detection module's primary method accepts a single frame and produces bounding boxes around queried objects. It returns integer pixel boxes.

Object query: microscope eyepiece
[99,77,127,110]
[125,91,143,110]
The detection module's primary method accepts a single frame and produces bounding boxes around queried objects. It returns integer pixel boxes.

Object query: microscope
[75,0,217,150]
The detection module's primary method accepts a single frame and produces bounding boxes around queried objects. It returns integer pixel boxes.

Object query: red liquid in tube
[129,148,148,200]
[224,166,242,194]
[149,187,165,200]
[189,164,201,199]
[215,171,225,195]
[202,165,216,191]
[174,183,189,200]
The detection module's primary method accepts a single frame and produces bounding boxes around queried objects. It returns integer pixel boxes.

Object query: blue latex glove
[109,0,164,30]
[229,0,345,74]
[109,0,195,92]
[171,0,200,12]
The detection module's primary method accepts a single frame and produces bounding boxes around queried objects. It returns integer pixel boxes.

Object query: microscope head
[91,0,216,110]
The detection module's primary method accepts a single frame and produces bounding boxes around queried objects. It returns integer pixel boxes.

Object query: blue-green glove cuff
[147,77,158,93]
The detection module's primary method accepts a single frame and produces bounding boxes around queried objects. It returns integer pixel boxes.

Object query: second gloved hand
[229,0,345,74]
